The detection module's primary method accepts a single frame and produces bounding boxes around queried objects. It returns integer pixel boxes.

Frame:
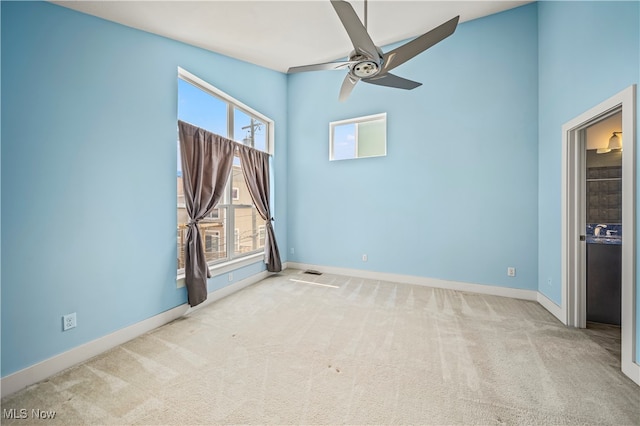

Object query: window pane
[178,79,227,135]
[258,225,266,248]
[357,118,386,157]
[234,207,260,255]
[332,122,356,160]
[234,107,267,152]
[231,157,261,256]
[231,162,250,206]
[201,209,227,263]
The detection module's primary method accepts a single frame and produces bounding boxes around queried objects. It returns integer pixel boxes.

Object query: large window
[177,69,272,273]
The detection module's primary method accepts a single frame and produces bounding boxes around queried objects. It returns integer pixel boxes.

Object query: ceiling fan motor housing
[348,49,383,79]
[351,60,380,78]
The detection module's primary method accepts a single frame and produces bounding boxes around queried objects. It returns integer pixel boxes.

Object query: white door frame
[561,84,638,385]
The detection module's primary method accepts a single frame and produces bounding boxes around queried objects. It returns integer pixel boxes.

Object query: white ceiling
[52,0,532,73]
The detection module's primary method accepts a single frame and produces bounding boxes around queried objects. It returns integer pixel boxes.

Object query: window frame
[177,67,274,279]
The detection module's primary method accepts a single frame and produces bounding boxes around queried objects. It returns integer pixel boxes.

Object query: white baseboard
[536,291,564,324]
[621,359,640,386]
[0,271,269,399]
[286,262,539,301]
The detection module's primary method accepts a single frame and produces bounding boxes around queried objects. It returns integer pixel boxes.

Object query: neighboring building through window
[258,225,266,247]
[205,231,220,253]
[177,68,273,273]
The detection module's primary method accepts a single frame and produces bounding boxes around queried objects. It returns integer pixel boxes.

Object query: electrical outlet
[290,247,295,255]
[63,313,76,331]
[547,278,552,286]
[228,272,233,282]
[507,267,516,277]
[362,254,368,262]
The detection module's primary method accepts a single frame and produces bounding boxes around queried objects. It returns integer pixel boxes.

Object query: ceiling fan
[287,0,460,101]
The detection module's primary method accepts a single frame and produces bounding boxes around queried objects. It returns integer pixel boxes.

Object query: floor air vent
[304,270,322,275]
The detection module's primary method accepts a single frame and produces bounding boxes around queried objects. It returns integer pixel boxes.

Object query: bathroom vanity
[586,225,621,325]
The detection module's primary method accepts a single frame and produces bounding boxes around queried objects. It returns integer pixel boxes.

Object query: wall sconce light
[608,131,622,150]
[596,131,622,154]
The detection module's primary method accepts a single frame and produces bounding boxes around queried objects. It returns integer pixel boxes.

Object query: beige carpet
[2,269,639,425]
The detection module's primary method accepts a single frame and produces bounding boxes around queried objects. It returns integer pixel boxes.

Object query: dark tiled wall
[586,166,622,223]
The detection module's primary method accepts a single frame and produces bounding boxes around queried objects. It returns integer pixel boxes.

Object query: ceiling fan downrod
[364,0,368,29]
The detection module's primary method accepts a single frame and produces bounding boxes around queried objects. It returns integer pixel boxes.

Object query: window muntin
[330,113,386,161]
[177,68,272,274]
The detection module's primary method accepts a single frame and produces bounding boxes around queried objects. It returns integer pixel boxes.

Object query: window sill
[176,252,265,288]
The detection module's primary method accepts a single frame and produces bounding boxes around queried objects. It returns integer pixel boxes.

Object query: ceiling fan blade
[381,15,459,74]
[287,60,356,74]
[339,74,359,102]
[330,0,379,59]
[363,73,422,90]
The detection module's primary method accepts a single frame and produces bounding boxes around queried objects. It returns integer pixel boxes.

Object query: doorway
[561,85,638,385]
[582,111,623,360]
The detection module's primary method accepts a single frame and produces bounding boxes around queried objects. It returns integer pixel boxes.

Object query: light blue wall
[287,4,539,290]
[536,1,639,361]
[0,1,287,377]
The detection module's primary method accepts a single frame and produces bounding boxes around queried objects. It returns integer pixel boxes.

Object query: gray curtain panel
[237,145,282,272]
[178,120,235,306]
